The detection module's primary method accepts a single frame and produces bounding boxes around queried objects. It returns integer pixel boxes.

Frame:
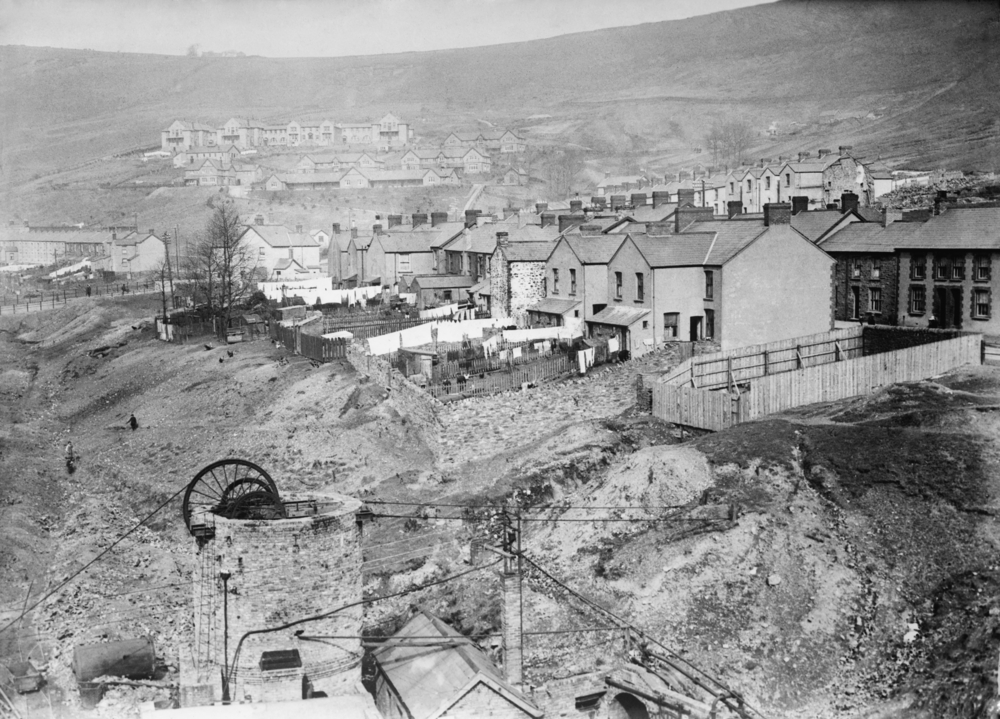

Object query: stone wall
[490,250,511,320]
[823,157,867,206]
[191,497,363,703]
[832,253,899,325]
[509,262,547,327]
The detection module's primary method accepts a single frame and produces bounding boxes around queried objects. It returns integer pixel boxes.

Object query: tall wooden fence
[270,322,347,362]
[320,315,433,340]
[425,353,576,400]
[652,328,982,431]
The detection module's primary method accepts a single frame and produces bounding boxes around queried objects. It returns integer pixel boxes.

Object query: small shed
[398,348,437,381]
[409,275,474,310]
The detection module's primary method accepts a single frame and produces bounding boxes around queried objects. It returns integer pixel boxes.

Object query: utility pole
[220,571,232,703]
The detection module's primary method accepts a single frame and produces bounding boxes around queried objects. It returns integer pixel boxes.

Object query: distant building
[239,223,322,280]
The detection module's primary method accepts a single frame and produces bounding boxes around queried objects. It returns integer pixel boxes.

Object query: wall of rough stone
[509,262,547,327]
[192,500,363,703]
[832,253,899,325]
[491,252,511,319]
[823,157,867,206]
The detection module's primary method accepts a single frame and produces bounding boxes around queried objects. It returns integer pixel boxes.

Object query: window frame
[909,285,926,315]
[973,288,991,319]
[635,272,644,302]
[705,308,715,339]
[705,270,714,300]
[614,271,623,299]
[869,287,882,314]
[663,312,679,338]
[911,254,926,280]
[552,268,560,294]
[934,256,950,281]
[975,254,991,282]
[569,268,577,295]
[871,259,881,281]
[951,256,965,281]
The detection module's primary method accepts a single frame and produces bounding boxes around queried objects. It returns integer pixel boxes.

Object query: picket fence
[652,327,982,431]
[321,315,432,340]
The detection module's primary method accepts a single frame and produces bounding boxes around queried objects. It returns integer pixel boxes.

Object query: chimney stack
[797,152,809,162]
[677,188,696,207]
[629,193,647,208]
[411,213,428,228]
[727,201,743,219]
[535,202,548,214]
[652,191,671,209]
[882,208,902,227]
[840,192,859,215]
[610,195,627,211]
[295,223,303,234]
[387,214,402,229]
[569,199,583,213]
[331,223,340,235]
[791,196,809,215]
[431,212,449,227]
[764,202,792,227]
[579,224,603,235]
[372,223,382,235]
[464,209,480,228]
[817,148,831,158]
[838,145,853,155]
[496,231,509,248]
[541,212,556,228]
[591,196,607,210]
[675,206,715,233]
[351,227,358,239]
[558,215,585,233]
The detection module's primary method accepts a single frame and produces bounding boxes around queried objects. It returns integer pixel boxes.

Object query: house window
[705,271,714,299]
[870,288,882,313]
[543,277,547,295]
[911,254,926,280]
[443,290,452,302]
[635,273,644,301]
[765,176,771,190]
[951,257,965,280]
[664,313,679,338]
[747,180,752,192]
[615,272,623,299]
[259,247,265,256]
[730,182,734,193]
[705,309,715,338]
[909,285,926,315]
[974,289,991,319]
[398,254,410,272]
[570,269,577,295]
[786,173,791,186]
[552,268,560,294]
[642,320,648,329]
[871,259,881,280]
[934,256,950,280]
[851,259,861,279]
[975,255,991,281]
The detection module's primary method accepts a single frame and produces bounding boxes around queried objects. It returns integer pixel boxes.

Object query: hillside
[1,0,999,194]
[2,301,1000,717]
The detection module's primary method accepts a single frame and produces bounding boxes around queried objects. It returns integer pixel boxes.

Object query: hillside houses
[239,223,322,280]
[160,113,411,153]
[0,227,114,266]
[443,129,526,154]
[111,231,167,275]
[263,167,459,191]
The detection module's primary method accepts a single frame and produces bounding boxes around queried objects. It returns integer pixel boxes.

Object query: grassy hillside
[1,0,998,192]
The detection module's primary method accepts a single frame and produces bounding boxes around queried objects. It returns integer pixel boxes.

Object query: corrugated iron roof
[589,305,650,326]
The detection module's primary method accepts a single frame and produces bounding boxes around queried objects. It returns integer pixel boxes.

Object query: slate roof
[563,235,626,265]
[470,278,491,295]
[429,222,468,249]
[684,220,768,265]
[280,172,345,184]
[817,222,913,252]
[411,275,474,289]
[527,298,581,315]
[502,242,556,262]
[112,232,160,247]
[893,206,1000,249]
[1,229,111,245]
[589,305,650,326]
[244,225,319,248]
[632,233,717,267]
[625,204,678,223]
[375,230,440,253]
[790,210,854,243]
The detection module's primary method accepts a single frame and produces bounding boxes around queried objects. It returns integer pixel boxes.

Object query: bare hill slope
[2,0,999,185]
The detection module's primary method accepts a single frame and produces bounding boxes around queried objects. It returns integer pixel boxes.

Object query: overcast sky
[0,0,773,58]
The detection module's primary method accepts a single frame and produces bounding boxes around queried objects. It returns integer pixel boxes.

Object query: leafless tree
[705,117,756,169]
[546,149,584,197]
[192,201,257,330]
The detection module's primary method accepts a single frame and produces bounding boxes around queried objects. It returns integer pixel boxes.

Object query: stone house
[488,226,561,324]
[498,130,527,154]
[112,231,167,275]
[503,168,528,186]
[774,147,867,211]
[175,144,241,168]
[371,609,542,719]
[345,233,374,285]
[184,159,234,186]
[817,218,911,324]
[239,224,322,280]
[263,174,286,191]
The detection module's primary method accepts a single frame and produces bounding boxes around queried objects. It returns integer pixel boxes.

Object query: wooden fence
[320,315,433,340]
[425,353,576,400]
[652,329,983,431]
[270,322,347,362]
[984,343,1000,366]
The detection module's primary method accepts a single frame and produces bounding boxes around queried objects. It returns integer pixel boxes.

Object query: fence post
[763,349,769,375]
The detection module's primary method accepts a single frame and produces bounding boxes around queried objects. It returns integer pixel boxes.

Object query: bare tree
[200,201,257,331]
[546,149,584,197]
[704,123,724,167]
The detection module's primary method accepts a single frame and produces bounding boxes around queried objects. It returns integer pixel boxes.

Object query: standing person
[128,413,138,431]
[64,440,75,473]
[85,285,92,297]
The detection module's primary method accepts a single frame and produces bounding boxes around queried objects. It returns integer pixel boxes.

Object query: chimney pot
[535,202,548,214]
[496,231,509,247]
[331,223,340,234]
[373,223,382,235]
[541,213,556,228]
[411,213,428,228]
[295,223,303,234]
[840,192,859,215]
[791,196,809,215]
[727,201,743,219]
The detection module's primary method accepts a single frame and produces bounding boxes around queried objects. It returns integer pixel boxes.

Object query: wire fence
[0,280,160,315]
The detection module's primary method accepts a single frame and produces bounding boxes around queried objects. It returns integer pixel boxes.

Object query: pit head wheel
[182,459,284,533]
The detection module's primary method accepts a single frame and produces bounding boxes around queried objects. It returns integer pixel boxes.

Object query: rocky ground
[1,298,999,717]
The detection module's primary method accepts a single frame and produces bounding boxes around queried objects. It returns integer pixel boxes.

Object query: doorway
[608,693,650,719]
[689,316,702,342]
[850,286,860,320]
[933,287,964,328]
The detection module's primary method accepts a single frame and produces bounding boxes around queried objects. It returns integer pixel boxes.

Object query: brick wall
[192,497,363,703]
[509,262,547,327]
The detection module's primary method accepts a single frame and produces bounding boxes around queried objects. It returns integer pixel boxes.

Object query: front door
[950,287,963,329]
[689,316,702,342]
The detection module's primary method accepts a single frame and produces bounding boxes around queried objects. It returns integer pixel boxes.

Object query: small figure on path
[128,413,138,431]
[85,285,92,297]
[64,441,76,474]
